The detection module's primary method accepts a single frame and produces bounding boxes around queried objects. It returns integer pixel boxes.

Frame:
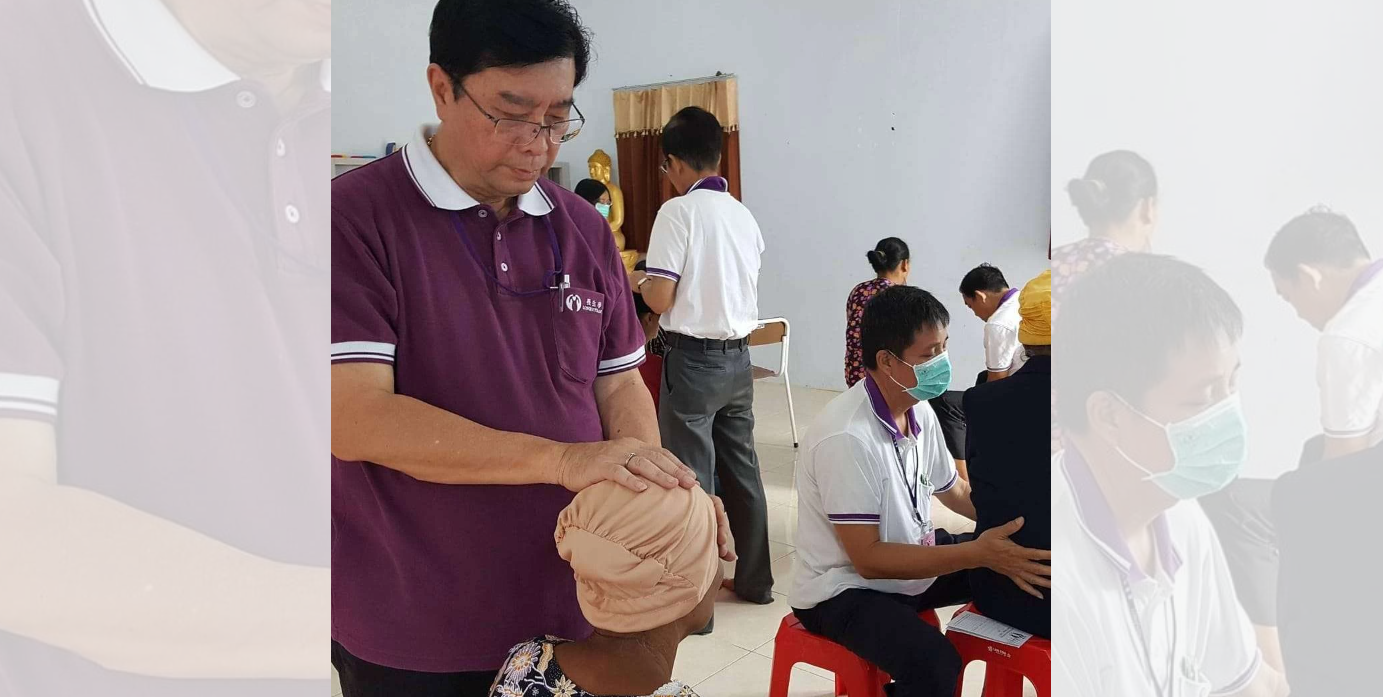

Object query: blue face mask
[887,351,952,402]
[595,202,611,218]
[1113,393,1248,500]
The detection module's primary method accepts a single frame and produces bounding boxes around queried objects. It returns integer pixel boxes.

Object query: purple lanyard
[449,210,568,300]
[687,176,729,194]
[1347,258,1383,301]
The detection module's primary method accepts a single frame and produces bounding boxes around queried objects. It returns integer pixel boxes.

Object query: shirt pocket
[552,287,606,384]
[1175,673,1212,697]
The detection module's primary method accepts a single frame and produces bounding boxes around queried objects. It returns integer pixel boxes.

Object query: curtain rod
[613,73,736,92]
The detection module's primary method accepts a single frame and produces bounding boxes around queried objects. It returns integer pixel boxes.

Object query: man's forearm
[938,480,978,521]
[855,539,982,580]
[596,369,661,446]
[0,476,326,679]
[331,389,566,485]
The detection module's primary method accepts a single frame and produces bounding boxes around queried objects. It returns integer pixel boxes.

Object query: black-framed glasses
[459,85,585,146]
[659,156,671,174]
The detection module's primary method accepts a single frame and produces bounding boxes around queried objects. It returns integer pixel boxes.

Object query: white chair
[749,317,800,448]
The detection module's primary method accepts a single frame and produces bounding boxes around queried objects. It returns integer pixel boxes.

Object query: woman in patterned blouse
[1051,150,1159,452]
[845,237,911,387]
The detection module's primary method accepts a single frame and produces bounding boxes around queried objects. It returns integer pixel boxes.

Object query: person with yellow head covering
[1018,269,1053,349]
[960,269,1053,638]
[489,481,720,697]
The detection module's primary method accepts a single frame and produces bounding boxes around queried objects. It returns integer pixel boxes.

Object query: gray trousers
[658,336,775,599]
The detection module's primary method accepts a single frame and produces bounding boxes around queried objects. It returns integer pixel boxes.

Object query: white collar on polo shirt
[402,125,556,216]
[83,0,331,93]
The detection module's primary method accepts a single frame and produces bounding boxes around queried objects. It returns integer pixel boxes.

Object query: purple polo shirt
[331,128,646,672]
[0,0,327,693]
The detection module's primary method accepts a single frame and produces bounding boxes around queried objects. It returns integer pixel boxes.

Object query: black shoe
[737,591,774,605]
[693,617,714,635]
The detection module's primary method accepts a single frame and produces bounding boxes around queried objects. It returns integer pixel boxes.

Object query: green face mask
[1112,393,1248,500]
[595,202,611,218]
[887,351,952,402]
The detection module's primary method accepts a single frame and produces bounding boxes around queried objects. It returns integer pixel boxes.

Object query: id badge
[919,521,936,547]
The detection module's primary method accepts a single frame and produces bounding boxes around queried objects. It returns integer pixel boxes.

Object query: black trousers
[793,532,975,697]
[331,641,497,697]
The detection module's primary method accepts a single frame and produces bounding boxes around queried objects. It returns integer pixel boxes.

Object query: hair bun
[866,250,883,264]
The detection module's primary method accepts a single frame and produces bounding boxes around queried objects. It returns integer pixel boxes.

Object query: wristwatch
[637,275,652,290]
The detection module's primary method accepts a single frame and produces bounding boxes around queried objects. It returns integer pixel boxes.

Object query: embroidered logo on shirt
[565,293,604,315]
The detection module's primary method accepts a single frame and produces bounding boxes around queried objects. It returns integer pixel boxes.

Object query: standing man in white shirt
[960,263,1024,384]
[640,106,773,616]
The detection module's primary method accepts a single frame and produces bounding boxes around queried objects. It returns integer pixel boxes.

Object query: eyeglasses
[659,156,671,174]
[459,85,585,146]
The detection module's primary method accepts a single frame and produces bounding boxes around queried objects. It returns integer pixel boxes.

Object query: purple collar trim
[998,287,1020,307]
[1062,442,1184,582]
[862,373,920,441]
[1347,258,1383,301]
[687,176,729,194]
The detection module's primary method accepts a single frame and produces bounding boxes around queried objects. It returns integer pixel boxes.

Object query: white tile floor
[331,382,1036,696]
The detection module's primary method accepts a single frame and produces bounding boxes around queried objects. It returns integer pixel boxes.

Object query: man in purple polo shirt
[330,2,731,694]
[1,0,329,694]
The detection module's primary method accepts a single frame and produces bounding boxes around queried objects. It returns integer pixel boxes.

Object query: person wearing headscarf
[489,482,721,697]
[961,269,1052,637]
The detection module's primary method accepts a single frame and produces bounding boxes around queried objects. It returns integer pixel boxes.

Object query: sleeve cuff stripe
[828,513,881,522]
[646,268,681,281]
[332,354,396,363]
[935,471,959,493]
[331,341,396,357]
[597,356,647,375]
[0,373,60,403]
[0,399,58,416]
[1324,427,1375,438]
[599,346,647,371]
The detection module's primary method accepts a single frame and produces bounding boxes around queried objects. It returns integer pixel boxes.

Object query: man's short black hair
[959,264,1009,298]
[1057,254,1243,431]
[430,0,593,98]
[861,286,950,370]
[661,107,723,172]
[1264,206,1371,277]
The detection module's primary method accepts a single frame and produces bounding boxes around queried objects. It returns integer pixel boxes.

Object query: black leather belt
[665,331,749,352]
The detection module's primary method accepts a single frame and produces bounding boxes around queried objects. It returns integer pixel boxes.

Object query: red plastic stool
[769,611,939,697]
[639,354,663,412]
[945,604,1050,697]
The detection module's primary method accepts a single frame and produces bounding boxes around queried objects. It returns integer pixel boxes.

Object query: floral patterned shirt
[845,278,894,388]
[491,637,699,697]
[1049,236,1129,452]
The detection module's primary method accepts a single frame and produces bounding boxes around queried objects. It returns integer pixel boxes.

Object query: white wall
[333,0,1051,390]
[1052,0,1383,478]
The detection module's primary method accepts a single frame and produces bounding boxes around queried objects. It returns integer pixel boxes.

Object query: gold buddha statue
[588,150,639,272]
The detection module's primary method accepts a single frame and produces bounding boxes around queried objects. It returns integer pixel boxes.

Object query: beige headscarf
[1018,270,1053,346]
[554,482,719,633]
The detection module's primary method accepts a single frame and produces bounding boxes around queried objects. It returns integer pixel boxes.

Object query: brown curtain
[613,76,741,253]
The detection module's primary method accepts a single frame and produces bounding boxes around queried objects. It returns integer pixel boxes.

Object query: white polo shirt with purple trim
[985,287,1027,373]
[645,178,764,340]
[330,125,646,672]
[1318,259,1383,447]
[789,374,958,610]
[1052,446,1261,696]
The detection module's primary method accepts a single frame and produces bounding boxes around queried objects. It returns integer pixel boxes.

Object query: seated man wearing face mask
[791,286,1052,697]
[1052,254,1289,697]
